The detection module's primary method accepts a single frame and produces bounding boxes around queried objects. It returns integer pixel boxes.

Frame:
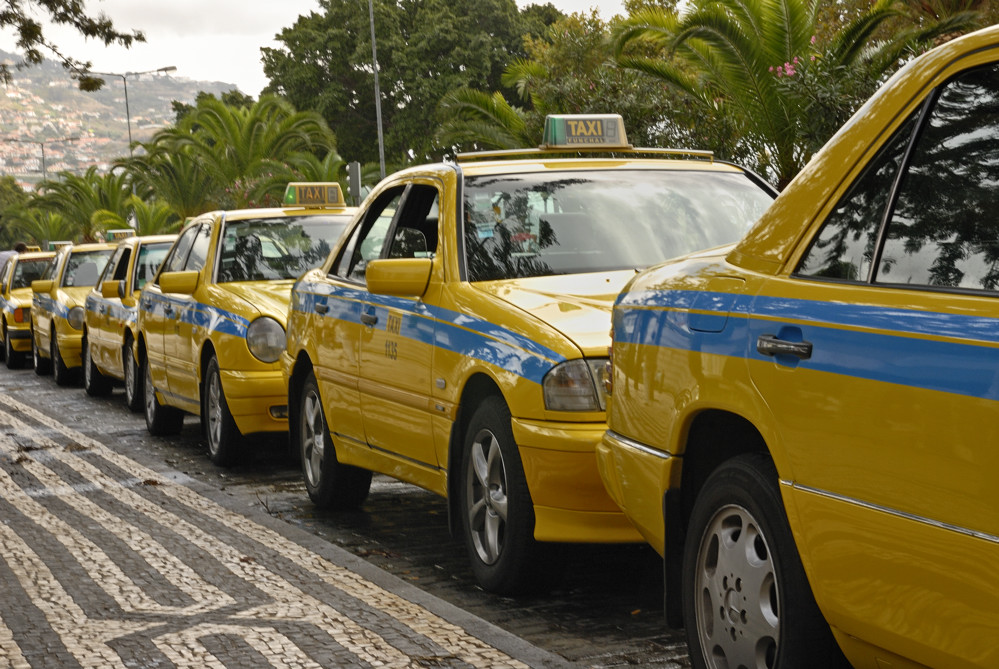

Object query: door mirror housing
[31,279,54,294]
[157,270,199,295]
[365,258,432,297]
[101,280,123,299]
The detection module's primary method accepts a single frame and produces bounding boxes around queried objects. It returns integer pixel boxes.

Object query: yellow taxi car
[282,114,775,595]
[83,233,177,408]
[31,242,115,385]
[0,250,55,368]
[598,25,999,669]
[137,183,354,466]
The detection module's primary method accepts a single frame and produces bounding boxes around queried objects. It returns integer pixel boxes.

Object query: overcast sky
[14,0,626,97]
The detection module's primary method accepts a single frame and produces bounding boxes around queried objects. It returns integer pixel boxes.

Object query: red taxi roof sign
[283,182,347,209]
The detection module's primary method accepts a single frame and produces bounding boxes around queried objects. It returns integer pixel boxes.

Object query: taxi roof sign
[541,114,631,150]
[106,229,135,242]
[283,182,347,209]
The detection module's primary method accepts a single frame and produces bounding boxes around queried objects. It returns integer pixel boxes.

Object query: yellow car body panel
[85,234,176,381]
[0,251,54,354]
[31,243,115,368]
[138,204,353,438]
[600,25,999,668]
[285,153,775,545]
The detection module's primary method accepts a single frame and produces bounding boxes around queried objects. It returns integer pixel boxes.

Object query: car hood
[473,270,636,355]
[217,280,294,324]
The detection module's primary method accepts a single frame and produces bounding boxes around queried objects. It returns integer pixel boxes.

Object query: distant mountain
[0,51,235,185]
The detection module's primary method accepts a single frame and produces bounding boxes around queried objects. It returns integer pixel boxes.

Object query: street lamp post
[91,66,177,156]
[3,136,79,181]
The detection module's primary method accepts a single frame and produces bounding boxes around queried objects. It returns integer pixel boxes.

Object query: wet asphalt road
[2,365,692,668]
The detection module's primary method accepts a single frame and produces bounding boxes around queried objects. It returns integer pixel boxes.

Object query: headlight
[246,316,286,363]
[543,358,608,411]
[67,306,85,331]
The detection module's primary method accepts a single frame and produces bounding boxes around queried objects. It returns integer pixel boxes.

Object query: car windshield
[62,250,113,288]
[12,258,50,289]
[218,215,349,282]
[463,169,774,281]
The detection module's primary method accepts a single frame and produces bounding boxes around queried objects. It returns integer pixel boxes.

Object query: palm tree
[613,0,981,187]
[33,167,133,240]
[91,196,181,237]
[121,148,218,220]
[4,208,77,247]
[436,88,534,152]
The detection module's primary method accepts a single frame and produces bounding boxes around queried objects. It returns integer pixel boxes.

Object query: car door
[32,250,63,355]
[144,225,200,396]
[91,244,129,373]
[748,63,999,665]
[167,222,213,405]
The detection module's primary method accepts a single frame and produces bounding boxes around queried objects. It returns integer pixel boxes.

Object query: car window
[98,246,126,286]
[795,114,918,282]
[184,224,212,272]
[0,259,12,290]
[62,250,113,288]
[14,258,50,289]
[876,63,999,290]
[217,215,345,283]
[162,225,200,274]
[462,170,773,281]
[334,187,406,282]
[40,255,58,281]
[135,242,173,290]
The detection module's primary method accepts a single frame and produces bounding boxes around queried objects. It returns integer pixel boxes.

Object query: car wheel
[298,371,371,509]
[459,395,562,595]
[32,331,50,375]
[51,328,75,387]
[143,356,183,436]
[5,327,23,370]
[203,355,241,466]
[123,341,142,412]
[682,454,848,669]
[82,335,112,396]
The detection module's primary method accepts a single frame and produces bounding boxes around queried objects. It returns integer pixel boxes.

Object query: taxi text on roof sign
[106,229,135,242]
[283,182,346,208]
[542,114,631,150]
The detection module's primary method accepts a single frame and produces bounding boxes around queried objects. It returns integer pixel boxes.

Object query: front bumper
[595,430,678,556]
[511,417,643,544]
[6,324,32,352]
[221,368,289,435]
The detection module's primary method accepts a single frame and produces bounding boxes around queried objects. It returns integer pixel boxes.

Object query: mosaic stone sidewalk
[0,393,567,669]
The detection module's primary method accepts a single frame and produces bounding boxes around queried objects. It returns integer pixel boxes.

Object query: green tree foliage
[91,196,181,237]
[261,0,560,165]
[0,177,30,248]
[613,0,983,188]
[32,167,133,241]
[1,0,144,91]
[3,209,76,248]
[124,95,337,212]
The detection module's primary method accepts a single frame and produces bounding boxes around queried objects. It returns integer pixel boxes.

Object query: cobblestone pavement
[0,391,570,669]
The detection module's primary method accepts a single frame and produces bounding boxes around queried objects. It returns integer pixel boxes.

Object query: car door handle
[360,311,378,326]
[756,334,812,360]
[315,303,329,315]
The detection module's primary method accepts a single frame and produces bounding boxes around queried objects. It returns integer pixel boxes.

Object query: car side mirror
[31,279,53,293]
[366,258,432,297]
[158,270,199,295]
[101,280,123,299]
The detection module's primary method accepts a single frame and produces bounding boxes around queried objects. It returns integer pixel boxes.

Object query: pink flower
[811,35,816,44]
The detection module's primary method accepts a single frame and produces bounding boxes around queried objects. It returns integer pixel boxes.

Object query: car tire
[32,331,50,375]
[123,340,142,412]
[144,355,183,436]
[5,327,23,370]
[298,371,371,509]
[51,328,75,387]
[682,453,849,669]
[203,355,241,467]
[459,395,562,595]
[82,335,112,396]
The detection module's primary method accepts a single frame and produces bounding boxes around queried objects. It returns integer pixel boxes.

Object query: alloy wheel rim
[207,372,222,454]
[465,428,508,565]
[694,503,779,669]
[144,361,155,421]
[83,342,92,386]
[302,390,325,489]
[124,349,136,402]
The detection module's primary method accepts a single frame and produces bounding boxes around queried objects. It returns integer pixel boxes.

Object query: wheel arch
[286,351,314,462]
[446,372,504,537]
[662,408,772,628]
